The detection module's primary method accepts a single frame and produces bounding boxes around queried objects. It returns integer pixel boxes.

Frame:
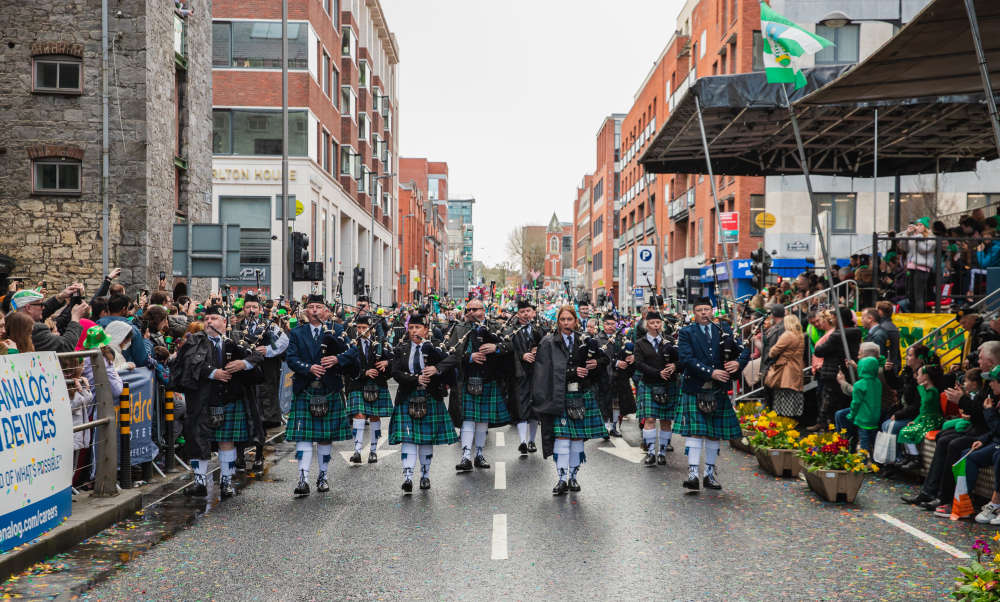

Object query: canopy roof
[639,0,999,177]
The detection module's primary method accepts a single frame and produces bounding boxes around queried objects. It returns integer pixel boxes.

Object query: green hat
[984,365,1000,382]
[233,297,245,312]
[10,289,44,309]
[912,216,931,229]
[82,325,112,349]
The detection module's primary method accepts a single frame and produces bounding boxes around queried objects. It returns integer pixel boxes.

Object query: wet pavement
[2,417,991,601]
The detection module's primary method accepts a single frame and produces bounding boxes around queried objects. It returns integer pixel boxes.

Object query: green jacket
[848,356,882,429]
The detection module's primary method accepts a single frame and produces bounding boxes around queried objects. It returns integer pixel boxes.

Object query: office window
[340,146,352,176]
[594,178,604,202]
[33,57,82,93]
[330,139,338,175]
[212,109,307,156]
[341,26,357,60]
[593,215,603,237]
[32,159,81,194]
[593,251,603,272]
[322,51,331,95]
[697,218,704,255]
[213,21,308,69]
[358,113,369,141]
[220,196,271,267]
[888,193,935,229]
[322,131,330,172]
[968,193,1000,210]
[749,194,765,237]
[815,25,860,65]
[751,31,765,72]
[563,236,572,252]
[811,192,856,234]
[340,86,356,117]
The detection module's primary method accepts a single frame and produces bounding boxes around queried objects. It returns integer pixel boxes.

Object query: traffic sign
[634,287,644,298]
[636,245,656,285]
[720,212,739,243]
[755,212,776,229]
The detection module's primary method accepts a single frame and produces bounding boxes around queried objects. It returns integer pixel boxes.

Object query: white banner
[0,352,73,552]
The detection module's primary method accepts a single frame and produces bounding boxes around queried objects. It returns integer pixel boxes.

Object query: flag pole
[694,94,736,320]
[779,84,856,381]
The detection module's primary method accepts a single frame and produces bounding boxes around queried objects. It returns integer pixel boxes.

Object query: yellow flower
[767,411,778,418]
[828,424,836,430]
[871,464,879,473]
[787,430,800,440]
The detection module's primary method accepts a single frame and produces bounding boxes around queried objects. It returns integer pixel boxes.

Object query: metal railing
[59,349,119,497]
[906,285,1000,367]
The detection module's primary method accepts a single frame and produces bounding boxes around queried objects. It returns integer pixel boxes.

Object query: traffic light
[676,278,687,301]
[749,247,772,291]
[352,266,365,295]
[291,232,309,281]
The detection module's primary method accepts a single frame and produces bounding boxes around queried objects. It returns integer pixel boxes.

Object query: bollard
[118,385,133,489]
[164,390,177,471]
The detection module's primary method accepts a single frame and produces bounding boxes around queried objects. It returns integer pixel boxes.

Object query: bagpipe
[405,332,451,419]
[351,327,394,403]
[304,320,352,418]
[461,314,517,395]
[562,329,608,419]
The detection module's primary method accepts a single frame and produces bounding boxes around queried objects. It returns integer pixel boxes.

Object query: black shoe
[552,480,569,495]
[902,492,933,505]
[420,477,431,490]
[703,473,722,490]
[316,472,330,493]
[900,459,922,472]
[294,478,310,498]
[368,451,378,464]
[220,476,235,499]
[644,454,657,467]
[568,478,581,492]
[251,460,264,474]
[401,478,413,493]
[683,476,701,490]
[920,497,942,510]
[609,427,623,438]
[664,443,674,452]
[350,451,362,464]
[527,441,537,453]
[474,454,490,469]
[456,458,473,472]
[640,440,649,452]
[518,442,529,455]
[186,481,208,498]
[656,454,667,465]
[602,433,611,441]
[235,457,247,473]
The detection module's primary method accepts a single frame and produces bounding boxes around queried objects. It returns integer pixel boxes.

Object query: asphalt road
[66,415,989,601]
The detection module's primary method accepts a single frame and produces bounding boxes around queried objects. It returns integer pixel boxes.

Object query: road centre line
[495,462,506,489]
[492,514,508,560]
[873,513,970,559]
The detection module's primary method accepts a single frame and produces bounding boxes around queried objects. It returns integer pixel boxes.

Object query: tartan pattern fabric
[635,381,680,421]
[674,390,742,440]
[344,387,394,417]
[552,390,608,440]
[285,390,352,442]
[210,401,251,442]
[461,380,511,424]
[388,391,459,446]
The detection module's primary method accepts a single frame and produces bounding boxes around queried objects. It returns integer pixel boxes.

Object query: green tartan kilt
[635,381,680,421]
[552,390,608,440]
[210,401,251,442]
[285,390,352,442]
[388,391,459,446]
[461,380,511,424]
[674,389,741,440]
[344,387,394,417]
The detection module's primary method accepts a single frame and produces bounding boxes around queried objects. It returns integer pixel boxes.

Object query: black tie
[212,337,222,365]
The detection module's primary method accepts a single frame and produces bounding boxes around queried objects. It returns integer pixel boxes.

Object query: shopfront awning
[639,0,1000,178]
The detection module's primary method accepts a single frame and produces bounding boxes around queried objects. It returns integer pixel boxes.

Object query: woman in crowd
[103,320,137,373]
[882,344,934,470]
[4,311,35,354]
[765,313,806,420]
[895,364,947,471]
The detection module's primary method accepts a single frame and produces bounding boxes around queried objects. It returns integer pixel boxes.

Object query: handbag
[466,376,484,396]
[873,420,897,464]
[695,389,717,414]
[408,390,428,419]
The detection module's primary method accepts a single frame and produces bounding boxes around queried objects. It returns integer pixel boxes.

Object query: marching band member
[531,305,608,495]
[345,315,394,464]
[507,299,543,455]
[597,314,636,438]
[387,313,458,492]
[284,295,357,497]
[676,297,749,491]
[634,310,680,466]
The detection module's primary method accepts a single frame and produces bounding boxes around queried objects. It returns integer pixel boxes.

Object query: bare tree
[506,228,546,279]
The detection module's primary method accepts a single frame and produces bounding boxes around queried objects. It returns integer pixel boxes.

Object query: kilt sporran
[466,375,484,396]
[408,390,428,419]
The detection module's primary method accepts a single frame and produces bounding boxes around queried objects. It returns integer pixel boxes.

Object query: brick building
[0,1,213,295]
[397,157,447,303]
[543,213,574,291]
[211,0,399,304]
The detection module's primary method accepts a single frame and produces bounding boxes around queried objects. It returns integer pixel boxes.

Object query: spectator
[957,368,1000,524]
[906,217,936,310]
[810,307,862,432]
[765,313,805,419]
[97,294,150,368]
[10,288,88,353]
[876,301,902,372]
[4,311,35,353]
[895,364,946,471]
[833,349,883,455]
[103,320,137,373]
[861,307,890,360]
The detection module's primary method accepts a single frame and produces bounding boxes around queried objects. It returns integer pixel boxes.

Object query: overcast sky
[381,0,685,266]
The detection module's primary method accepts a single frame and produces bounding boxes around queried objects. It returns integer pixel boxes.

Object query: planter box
[730,428,755,453]
[754,448,801,478]
[804,468,866,503]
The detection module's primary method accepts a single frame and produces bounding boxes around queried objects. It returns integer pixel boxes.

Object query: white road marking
[495,462,506,489]
[496,431,505,447]
[491,513,508,560]
[597,436,645,463]
[873,513,971,559]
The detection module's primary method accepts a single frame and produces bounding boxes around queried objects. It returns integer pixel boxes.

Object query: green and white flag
[760,1,834,90]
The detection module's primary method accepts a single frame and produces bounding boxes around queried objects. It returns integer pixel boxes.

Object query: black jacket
[633,336,678,385]
[391,339,454,400]
[813,327,862,381]
[345,337,392,392]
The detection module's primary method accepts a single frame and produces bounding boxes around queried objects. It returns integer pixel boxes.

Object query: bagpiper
[284,294,357,497]
[506,299,543,455]
[169,305,263,498]
[345,314,394,464]
[387,312,458,492]
[231,293,289,473]
[634,310,680,466]
[675,297,749,491]
[445,299,511,472]
[531,305,608,495]
[596,313,636,437]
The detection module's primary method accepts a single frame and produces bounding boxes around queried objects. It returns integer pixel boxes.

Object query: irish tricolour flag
[951,455,975,520]
[760,2,834,90]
